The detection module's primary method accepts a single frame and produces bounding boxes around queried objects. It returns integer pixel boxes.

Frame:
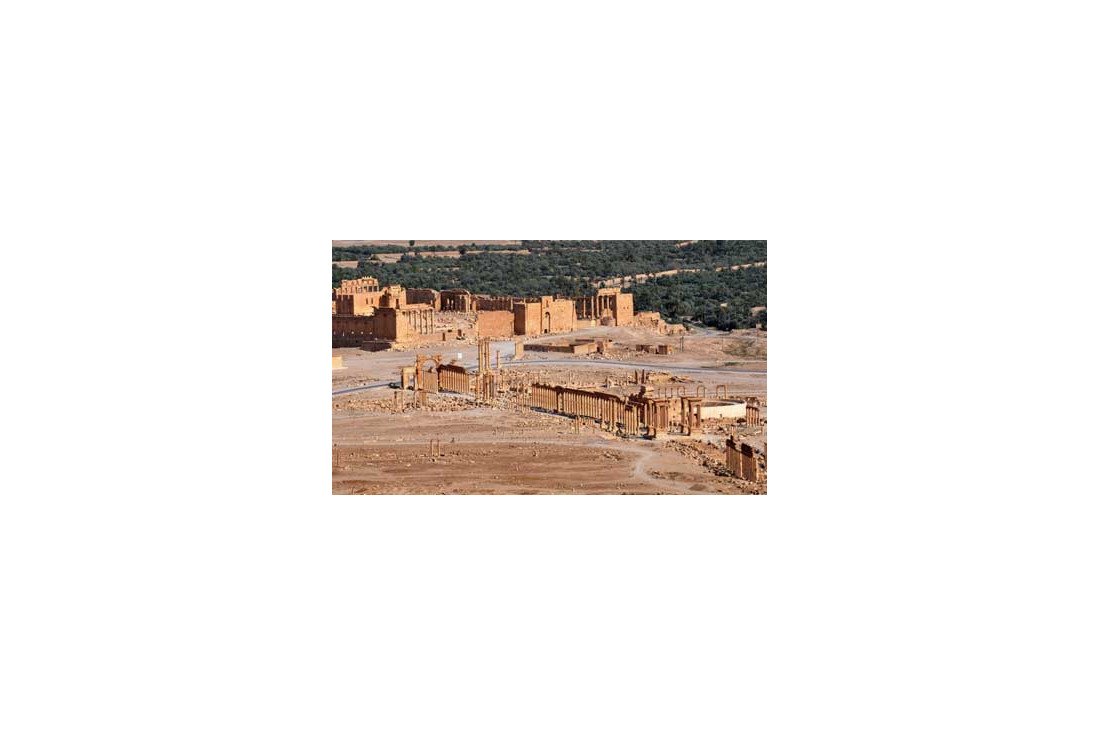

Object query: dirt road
[595,261,767,288]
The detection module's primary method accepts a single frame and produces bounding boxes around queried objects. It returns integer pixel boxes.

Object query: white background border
[3,0,1096,732]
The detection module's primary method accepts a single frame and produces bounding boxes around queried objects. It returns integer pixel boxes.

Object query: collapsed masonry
[633,343,673,354]
[633,311,687,335]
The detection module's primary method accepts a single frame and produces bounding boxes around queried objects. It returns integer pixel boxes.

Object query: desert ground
[333,324,766,494]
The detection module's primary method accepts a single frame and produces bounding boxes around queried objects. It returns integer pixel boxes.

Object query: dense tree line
[630,266,767,331]
[332,240,766,295]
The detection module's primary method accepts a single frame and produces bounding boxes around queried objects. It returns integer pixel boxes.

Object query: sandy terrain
[333,407,765,495]
[332,326,766,494]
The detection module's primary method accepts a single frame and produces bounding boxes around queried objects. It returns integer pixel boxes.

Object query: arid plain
[334,323,766,494]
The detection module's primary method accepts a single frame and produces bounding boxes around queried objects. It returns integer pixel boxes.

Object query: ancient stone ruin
[725,434,766,484]
[334,277,666,350]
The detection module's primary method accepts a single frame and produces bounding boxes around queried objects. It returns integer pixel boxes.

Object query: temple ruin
[334,276,676,350]
[573,287,634,326]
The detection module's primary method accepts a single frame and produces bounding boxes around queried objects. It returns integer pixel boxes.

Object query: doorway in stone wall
[543,311,551,334]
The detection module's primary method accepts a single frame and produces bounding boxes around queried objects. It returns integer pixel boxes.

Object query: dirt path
[595,261,766,288]
[332,409,750,494]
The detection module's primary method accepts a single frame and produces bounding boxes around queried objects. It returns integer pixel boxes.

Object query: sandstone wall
[406,288,440,310]
[334,292,380,315]
[477,310,515,338]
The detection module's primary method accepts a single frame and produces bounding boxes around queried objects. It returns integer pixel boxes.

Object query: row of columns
[637,385,740,399]
[334,278,380,294]
[404,309,435,335]
[624,395,670,434]
[422,371,438,392]
[439,365,470,393]
[624,405,640,435]
[725,435,763,482]
[575,294,618,320]
[524,382,691,438]
[680,397,703,435]
[528,383,629,432]
[475,373,496,403]
[561,387,624,427]
[441,293,475,312]
[477,338,491,373]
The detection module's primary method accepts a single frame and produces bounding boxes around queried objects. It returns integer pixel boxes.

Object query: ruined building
[333,276,380,295]
[332,280,436,348]
[406,288,441,310]
[334,274,672,350]
[475,296,515,312]
[333,282,405,316]
[633,311,686,335]
[332,304,436,348]
[440,289,476,312]
[513,296,576,335]
[574,287,634,327]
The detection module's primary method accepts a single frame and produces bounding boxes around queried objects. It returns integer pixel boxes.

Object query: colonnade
[474,373,497,403]
[528,384,674,436]
[404,309,435,335]
[576,293,620,320]
[680,396,703,434]
[725,436,762,482]
[421,371,438,392]
[529,383,627,430]
[623,405,641,435]
[440,291,475,312]
[438,364,471,393]
[639,398,671,432]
